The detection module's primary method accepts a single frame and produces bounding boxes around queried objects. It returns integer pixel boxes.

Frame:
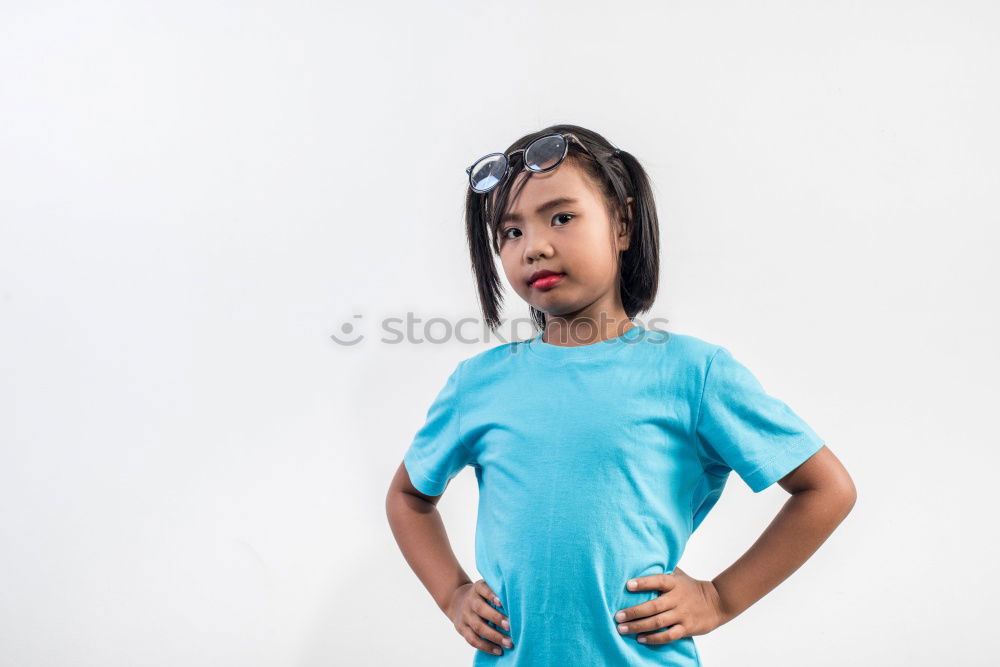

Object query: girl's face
[495,158,633,324]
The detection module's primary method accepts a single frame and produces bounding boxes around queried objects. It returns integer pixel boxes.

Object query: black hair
[464,123,660,332]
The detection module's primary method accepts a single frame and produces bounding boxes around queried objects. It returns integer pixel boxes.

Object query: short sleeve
[694,346,825,493]
[402,360,473,496]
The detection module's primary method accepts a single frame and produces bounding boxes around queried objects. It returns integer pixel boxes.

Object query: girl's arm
[386,462,514,656]
[710,445,856,624]
[385,461,473,614]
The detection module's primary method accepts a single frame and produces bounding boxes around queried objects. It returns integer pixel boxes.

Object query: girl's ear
[615,196,634,222]
[616,196,634,252]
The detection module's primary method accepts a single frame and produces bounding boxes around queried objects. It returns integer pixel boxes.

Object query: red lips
[527,270,566,289]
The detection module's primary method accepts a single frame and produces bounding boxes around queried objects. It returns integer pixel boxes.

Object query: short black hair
[464,123,660,332]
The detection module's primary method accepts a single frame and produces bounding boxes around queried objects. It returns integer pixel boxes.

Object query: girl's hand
[613,566,728,645]
[445,579,514,657]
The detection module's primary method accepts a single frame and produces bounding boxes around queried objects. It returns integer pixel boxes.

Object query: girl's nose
[523,233,554,262]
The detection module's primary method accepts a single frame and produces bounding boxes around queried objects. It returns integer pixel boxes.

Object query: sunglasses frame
[465,132,596,194]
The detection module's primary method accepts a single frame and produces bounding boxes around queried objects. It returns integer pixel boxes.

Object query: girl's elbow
[833,472,858,517]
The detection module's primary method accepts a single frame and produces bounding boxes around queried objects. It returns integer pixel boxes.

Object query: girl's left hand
[613,566,728,645]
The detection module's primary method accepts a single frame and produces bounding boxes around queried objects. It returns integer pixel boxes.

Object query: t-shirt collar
[525,323,647,362]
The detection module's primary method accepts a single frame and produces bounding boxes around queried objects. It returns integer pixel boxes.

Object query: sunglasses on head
[465,132,620,194]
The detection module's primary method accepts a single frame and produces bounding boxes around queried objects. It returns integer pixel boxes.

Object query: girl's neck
[541,313,635,348]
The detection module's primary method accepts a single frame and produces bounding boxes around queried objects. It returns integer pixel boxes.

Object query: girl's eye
[500,214,573,241]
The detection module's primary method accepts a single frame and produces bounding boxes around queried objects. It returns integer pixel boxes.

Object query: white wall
[1,1,996,665]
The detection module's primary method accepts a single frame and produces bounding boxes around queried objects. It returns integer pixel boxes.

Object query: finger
[472,616,515,650]
[475,579,503,607]
[615,595,669,626]
[615,588,677,625]
[617,609,681,635]
[475,598,511,632]
[636,623,687,645]
[460,626,506,656]
[626,572,677,593]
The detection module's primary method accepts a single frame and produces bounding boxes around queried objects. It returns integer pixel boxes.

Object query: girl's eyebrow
[500,197,579,224]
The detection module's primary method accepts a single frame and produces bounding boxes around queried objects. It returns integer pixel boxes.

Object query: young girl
[386,124,856,666]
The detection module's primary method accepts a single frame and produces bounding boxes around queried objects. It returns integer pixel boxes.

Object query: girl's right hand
[446,579,514,656]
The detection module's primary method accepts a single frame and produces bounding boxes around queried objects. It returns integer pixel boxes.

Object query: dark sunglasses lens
[524,134,567,171]
[470,155,507,193]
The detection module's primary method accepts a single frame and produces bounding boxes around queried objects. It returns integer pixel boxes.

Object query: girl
[386,124,856,666]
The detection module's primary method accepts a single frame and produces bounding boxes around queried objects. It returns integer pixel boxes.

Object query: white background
[2,1,997,665]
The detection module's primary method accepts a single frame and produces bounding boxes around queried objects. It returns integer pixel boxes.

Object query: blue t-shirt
[402,325,825,666]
